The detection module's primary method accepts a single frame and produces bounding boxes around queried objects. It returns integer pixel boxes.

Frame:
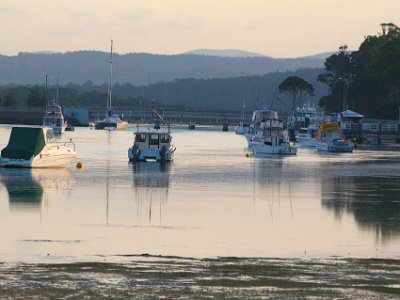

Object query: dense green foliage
[0,68,327,111]
[278,76,314,110]
[3,93,18,107]
[318,23,400,119]
[27,86,47,108]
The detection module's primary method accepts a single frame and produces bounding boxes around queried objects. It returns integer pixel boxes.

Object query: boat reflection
[321,175,400,241]
[130,161,171,188]
[129,161,172,223]
[0,168,74,213]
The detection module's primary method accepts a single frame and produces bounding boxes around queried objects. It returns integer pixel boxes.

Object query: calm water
[1,125,400,298]
[0,125,400,264]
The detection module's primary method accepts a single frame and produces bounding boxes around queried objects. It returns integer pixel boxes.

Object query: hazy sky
[1,0,399,57]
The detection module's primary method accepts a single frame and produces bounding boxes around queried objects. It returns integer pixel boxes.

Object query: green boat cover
[1,127,46,160]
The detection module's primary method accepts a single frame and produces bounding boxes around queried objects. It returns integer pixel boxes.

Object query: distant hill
[0,50,331,86]
[184,49,265,57]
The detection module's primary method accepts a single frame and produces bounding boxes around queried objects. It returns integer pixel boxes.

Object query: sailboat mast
[45,74,49,109]
[107,40,113,115]
[56,72,59,104]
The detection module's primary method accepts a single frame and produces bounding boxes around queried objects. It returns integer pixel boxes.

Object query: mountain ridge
[0,49,332,86]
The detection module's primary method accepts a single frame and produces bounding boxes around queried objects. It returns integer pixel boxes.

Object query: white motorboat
[43,102,67,134]
[248,110,297,155]
[250,129,298,155]
[128,127,176,162]
[287,103,319,129]
[244,109,278,144]
[0,126,76,168]
[316,123,354,153]
[296,126,318,148]
[234,121,249,135]
[95,40,128,130]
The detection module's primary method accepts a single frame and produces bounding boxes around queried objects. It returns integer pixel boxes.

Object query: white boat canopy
[340,110,364,118]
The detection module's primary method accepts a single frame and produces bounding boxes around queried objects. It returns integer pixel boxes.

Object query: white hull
[297,136,317,148]
[128,146,175,162]
[316,141,354,153]
[0,145,76,168]
[250,141,297,155]
[235,126,248,135]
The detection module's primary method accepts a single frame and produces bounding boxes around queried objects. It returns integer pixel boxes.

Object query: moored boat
[0,126,76,168]
[316,123,354,152]
[128,127,176,162]
[43,102,67,134]
[296,126,318,148]
[94,40,128,130]
[235,121,249,135]
[188,121,195,130]
[248,110,297,155]
[249,129,298,155]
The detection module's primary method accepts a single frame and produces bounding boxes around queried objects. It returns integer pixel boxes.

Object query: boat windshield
[149,134,159,145]
[160,134,171,143]
[135,134,147,143]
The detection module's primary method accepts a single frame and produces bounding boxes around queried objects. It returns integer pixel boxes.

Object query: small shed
[340,110,364,123]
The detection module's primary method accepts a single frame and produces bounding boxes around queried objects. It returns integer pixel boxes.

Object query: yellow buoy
[76,162,83,169]
[245,153,250,158]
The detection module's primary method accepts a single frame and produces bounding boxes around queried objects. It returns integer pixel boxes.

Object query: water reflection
[321,175,400,241]
[130,161,171,188]
[130,162,172,223]
[0,168,74,213]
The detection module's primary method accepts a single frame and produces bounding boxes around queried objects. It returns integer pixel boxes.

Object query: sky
[0,0,399,58]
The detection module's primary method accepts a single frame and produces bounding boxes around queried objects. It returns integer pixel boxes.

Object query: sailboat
[235,98,249,134]
[42,74,67,134]
[95,40,128,130]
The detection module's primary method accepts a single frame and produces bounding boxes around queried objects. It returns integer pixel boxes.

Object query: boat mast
[107,39,114,117]
[55,71,59,104]
[45,74,49,109]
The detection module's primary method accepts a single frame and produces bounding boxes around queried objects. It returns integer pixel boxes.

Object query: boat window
[160,135,170,143]
[149,134,159,145]
[135,134,146,142]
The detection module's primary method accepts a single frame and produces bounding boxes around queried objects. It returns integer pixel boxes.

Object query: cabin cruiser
[245,109,283,144]
[42,102,67,134]
[248,110,297,155]
[316,123,354,152]
[0,126,76,168]
[296,125,318,148]
[128,127,176,162]
[287,104,318,130]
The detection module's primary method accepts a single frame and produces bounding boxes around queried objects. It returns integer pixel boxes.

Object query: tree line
[318,23,400,119]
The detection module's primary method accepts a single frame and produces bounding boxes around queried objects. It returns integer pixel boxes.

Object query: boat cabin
[134,130,172,149]
[317,124,343,142]
[129,128,175,162]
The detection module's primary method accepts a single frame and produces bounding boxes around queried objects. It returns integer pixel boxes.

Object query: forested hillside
[318,23,400,119]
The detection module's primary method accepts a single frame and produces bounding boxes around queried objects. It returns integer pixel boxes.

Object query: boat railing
[49,139,76,151]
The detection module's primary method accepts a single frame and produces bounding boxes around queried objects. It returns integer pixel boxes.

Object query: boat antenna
[107,39,114,117]
[152,107,166,123]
